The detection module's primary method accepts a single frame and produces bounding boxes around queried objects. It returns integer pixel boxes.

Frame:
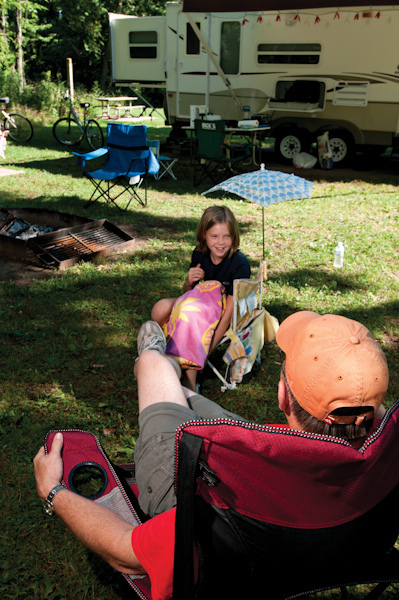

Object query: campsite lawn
[0,116,398,599]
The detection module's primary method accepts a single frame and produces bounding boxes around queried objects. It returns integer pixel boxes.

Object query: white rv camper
[109,0,399,164]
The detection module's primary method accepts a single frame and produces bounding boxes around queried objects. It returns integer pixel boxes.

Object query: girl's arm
[209,294,234,353]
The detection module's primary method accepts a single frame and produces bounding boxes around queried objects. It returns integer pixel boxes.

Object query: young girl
[151,205,250,390]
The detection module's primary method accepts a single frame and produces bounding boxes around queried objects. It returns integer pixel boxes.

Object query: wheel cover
[329,137,348,163]
[280,135,302,159]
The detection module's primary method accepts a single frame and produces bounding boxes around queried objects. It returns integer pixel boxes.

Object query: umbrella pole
[262,207,265,261]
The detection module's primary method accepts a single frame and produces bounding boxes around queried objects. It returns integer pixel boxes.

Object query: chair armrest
[71,147,108,167]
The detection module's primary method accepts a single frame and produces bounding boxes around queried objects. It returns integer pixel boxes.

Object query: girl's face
[204,222,233,264]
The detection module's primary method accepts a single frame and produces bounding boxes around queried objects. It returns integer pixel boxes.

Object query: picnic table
[96,96,144,119]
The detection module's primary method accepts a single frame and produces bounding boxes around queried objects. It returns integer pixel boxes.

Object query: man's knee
[135,349,162,377]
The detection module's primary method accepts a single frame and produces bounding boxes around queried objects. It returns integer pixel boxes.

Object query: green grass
[0,116,399,599]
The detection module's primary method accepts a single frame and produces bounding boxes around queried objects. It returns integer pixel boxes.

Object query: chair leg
[339,586,351,600]
[84,175,147,211]
[84,179,111,209]
[194,159,226,187]
[156,158,178,180]
[364,582,391,600]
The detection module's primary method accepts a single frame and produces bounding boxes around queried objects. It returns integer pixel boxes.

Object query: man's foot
[137,321,166,356]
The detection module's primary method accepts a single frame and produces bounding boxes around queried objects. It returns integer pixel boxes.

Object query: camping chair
[45,398,399,600]
[72,123,159,210]
[207,260,278,391]
[193,119,252,187]
[173,401,399,600]
[148,139,178,180]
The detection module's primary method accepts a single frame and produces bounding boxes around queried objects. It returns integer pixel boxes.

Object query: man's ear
[278,378,290,414]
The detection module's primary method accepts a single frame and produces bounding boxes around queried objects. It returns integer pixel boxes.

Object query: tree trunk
[16,7,26,89]
[0,2,9,66]
[99,34,111,92]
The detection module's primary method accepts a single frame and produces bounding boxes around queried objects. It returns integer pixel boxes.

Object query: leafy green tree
[1,0,54,91]
[37,0,166,91]
[1,0,166,98]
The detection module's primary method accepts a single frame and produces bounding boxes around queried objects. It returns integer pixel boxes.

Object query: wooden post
[67,58,74,102]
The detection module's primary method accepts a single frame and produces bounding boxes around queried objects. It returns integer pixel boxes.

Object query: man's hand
[33,432,64,501]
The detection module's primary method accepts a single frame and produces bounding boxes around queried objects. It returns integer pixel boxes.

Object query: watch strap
[44,484,65,516]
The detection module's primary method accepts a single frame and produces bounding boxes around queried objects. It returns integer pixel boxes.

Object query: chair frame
[193,119,252,187]
[173,423,399,600]
[206,261,267,391]
[148,139,178,180]
[282,548,399,599]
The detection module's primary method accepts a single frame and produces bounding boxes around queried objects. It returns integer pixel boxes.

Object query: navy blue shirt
[190,249,251,296]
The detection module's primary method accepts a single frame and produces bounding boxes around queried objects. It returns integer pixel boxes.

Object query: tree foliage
[0,0,166,94]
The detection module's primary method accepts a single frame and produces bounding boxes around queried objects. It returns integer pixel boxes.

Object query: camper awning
[183,0,398,11]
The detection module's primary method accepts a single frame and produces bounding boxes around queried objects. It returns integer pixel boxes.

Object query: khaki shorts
[134,394,246,517]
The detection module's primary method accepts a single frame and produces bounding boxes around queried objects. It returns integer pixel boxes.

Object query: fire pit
[0,208,136,268]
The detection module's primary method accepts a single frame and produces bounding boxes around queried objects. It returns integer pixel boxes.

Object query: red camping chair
[45,398,399,600]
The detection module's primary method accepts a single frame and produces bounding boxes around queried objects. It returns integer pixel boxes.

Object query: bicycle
[0,96,34,142]
[53,91,104,150]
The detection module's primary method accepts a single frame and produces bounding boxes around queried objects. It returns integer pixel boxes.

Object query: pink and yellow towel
[164,281,226,370]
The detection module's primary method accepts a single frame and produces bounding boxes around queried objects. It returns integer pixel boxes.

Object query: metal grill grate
[28,219,135,268]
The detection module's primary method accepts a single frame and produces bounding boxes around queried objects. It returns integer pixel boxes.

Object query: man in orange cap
[33,313,396,600]
[276,311,388,448]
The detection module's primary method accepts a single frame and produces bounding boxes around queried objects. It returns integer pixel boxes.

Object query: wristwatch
[43,484,65,516]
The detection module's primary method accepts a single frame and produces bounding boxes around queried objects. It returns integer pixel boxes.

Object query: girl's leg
[181,368,198,392]
[151,297,176,326]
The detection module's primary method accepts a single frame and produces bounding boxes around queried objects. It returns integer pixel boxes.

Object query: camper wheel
[326,130,355,166]
[274,129,310,163]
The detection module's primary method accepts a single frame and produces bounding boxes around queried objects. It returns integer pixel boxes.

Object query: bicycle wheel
[53,117,83,146]
[86,119,104,150]
[5,113,33,142]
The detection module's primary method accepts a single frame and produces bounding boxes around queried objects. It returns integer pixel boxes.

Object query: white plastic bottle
[333,242,345,268]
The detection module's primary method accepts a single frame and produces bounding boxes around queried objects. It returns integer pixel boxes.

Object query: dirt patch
[0,167,25,177]
[0,223,150,285]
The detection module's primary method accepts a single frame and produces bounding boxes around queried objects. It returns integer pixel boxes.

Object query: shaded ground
[260,147,399,183]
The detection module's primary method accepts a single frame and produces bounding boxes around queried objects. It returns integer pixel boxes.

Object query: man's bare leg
[134,350,189,413]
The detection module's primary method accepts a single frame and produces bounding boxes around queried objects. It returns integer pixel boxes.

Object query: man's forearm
[50,488,145,575]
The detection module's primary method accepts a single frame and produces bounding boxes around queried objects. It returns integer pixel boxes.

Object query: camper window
[220,22,240,75]
[186,22,201,55]
[258,43,321,65]
[129,31,158,59]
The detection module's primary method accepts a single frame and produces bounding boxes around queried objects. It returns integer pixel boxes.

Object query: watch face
[69,462,108,499]
[44,502,54,515]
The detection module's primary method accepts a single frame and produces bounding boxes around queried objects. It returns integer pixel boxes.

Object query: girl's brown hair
[196,206,240,258]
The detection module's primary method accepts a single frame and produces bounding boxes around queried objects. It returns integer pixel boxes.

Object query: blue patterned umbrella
[202,164,314,259]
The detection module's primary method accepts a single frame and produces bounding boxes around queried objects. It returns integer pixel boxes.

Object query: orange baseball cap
[276,311,388,425]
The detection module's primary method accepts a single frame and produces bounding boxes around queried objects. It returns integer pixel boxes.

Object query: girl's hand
[187,263,205,286]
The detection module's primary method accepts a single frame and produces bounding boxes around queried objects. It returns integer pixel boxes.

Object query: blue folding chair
[148,139,178,180]
[72,123,159,210]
